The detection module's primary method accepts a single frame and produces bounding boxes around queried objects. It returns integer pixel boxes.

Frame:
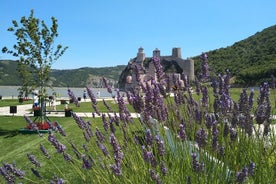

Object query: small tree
[2,9,68,122]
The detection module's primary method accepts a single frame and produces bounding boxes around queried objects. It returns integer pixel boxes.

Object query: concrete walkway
[0,102,140,118]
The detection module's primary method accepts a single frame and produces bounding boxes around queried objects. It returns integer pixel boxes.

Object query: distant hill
[0,61,126,87]
[50,66,126,87]
[1,24,275,87]
[192,25,276,86]
[0,60,20,85]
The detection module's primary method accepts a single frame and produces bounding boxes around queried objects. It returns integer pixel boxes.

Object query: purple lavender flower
[199,52,210,81]
[201,86,209,107]
[212,122,219,151]
[149,152,157,167]
[142,146,149,162]
[255,82,271,126]
[235,167,248,183]
[249,89,254,109]
[85,126,94,138]
[109,119,116,134]
[55,122,66,136]
[191,153,205,173]
[248,162,256,176]
[72,112,89,130]
[96,140,109,157]
[31,168,42,179]
[2,162,25,180]
[40,144,51,159]
[50,175,65,184]
[103,99,113,112]
[223,121,229,137]
[95,128,106,142]
[102,77,113,94]
[27,153,40,167]
[0,166,15,183]
[220,92,233,114]
[255,106,266,125]
[110,134,124,164]
[63,152,73,162]
[152,56,165,81]
[205,113,216,129]
[178,124,187,141]
[48,132,66,153]
[155,135,165,156]
[149,169,162,184]
[86,86,97,105]
[83,131,90,142]
[195,128,207,149]
[69,140,78,151]
[218,145,225,157]
[93,104,101,116]
[238,88,249,113]
[230,127,238,141]
[160,161,168,175]
[113,112,120,126]
[83,144,89,152]
[102,114,109,132]
[24,115,39,131]
[194,106,203,124]
[231,103,239,128]
[110,163,122,176]
[224,69,231,88]
[133,64,141,84]
[67,88,79,107]
[141,146,157,167]
[82,155,92,169]
[145,129,153,146]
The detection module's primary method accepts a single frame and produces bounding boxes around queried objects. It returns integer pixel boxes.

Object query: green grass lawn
[0,99,33,107]
[0,115,143,183]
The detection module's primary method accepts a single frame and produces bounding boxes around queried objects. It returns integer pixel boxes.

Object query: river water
[0,86,114,99]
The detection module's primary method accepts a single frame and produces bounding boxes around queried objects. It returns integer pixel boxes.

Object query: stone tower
[136,47,145,63]
[172,47,182,58]
[183,58,195,81]
[153,48,161,58]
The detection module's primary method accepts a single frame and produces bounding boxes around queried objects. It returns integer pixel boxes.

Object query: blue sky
[0,0,275,69]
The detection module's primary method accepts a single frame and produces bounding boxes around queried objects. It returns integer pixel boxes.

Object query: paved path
[0,103,140,118]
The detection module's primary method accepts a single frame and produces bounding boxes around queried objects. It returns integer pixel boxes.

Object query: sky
[0,0,275,69]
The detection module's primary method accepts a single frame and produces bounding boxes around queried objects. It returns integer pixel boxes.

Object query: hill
[0,60,20,85]
[50,66,126,87]
[192,25,276,86]
[0,61,126,87]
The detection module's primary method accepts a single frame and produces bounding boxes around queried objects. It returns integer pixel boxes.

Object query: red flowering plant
[24,115,58,131]
[25,122,50,130]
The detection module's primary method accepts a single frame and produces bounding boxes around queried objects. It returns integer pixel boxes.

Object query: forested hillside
[0,60,20,85]
[193,25,276,86]
[50,66,126,87]
[0,61,125,87]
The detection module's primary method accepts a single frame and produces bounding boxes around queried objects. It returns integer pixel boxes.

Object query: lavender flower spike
[27,153,40,167]
[195,128,207,148]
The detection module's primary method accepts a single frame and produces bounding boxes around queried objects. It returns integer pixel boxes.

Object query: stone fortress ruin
[118,47,194,91]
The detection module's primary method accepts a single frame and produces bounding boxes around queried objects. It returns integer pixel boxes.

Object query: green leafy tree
[2,9,68,121]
